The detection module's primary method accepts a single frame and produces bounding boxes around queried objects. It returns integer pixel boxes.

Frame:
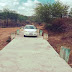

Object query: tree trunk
[6,18,8,27]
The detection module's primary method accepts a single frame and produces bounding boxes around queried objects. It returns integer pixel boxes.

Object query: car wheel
[24,35,26,37]
[35,36,37,37]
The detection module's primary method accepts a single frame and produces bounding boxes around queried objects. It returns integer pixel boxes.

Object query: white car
[24,25,38,37]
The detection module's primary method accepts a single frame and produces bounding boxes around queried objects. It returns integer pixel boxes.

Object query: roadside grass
[0,27,20,50]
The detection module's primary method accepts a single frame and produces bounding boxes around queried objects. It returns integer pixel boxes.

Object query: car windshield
[25,26,36,29]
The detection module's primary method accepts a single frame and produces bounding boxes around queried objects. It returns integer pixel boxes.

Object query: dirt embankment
[0,27,19,50]
[36,18,72,67]
[48,32,72,67]
[44,18,72,67]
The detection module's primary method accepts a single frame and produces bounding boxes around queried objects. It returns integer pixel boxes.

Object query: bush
[44,23,52,30]
[44,18,66,33]
[6,36,11,43]
[2,26,6,28]
[51,18,66,33]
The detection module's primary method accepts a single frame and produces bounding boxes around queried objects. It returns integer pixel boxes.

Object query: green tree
[35,1,69,23]
[0,12,4,19]
[9,11,18,24]
[0,9,18,27]
[35,3,52,23]
[2,9,18,27]
[52,2,69,18]
[18,15,28,22]
[0,8,29,27]
[3,9,12,26]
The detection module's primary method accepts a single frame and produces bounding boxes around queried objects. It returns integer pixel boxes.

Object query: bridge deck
[0,32,72,72]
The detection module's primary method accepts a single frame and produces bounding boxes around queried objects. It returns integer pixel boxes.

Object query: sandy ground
[0,27,20,50]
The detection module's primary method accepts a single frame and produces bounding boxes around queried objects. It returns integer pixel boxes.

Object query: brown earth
[0,20,72,67]
[47,18,72,67]
[37,18,72,67]
[0,27,20,50]
[48,31,72,67]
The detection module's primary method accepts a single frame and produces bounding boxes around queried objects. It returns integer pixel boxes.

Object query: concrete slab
[0,31,72,72]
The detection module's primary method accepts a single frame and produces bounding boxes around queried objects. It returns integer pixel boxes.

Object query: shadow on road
[24,36,37,38]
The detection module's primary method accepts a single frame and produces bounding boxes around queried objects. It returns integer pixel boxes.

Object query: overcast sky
[56,0,72,8]
[0,0,72,16]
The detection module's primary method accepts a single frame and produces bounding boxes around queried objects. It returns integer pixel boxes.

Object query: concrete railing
[43,33,48,40]
[10,32,16,40]
[60,46,70,63]
[10,26,24,40]
[38,29,48,40]
[39,29,71,63]
[10,29,20,40]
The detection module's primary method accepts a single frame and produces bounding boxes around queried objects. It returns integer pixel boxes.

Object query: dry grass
[36,21,72,67]
[0,27,20,50]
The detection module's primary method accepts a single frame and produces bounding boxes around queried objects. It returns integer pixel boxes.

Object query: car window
[25,26,36,29]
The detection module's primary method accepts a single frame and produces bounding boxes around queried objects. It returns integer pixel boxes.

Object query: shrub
[44,23,52,30]
[51,18,66,33]
[6,36,11,43]
[2,26,6,28]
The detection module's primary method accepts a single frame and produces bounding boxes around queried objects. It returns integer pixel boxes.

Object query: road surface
[0,31,72,72]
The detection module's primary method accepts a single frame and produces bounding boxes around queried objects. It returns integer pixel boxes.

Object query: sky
[0,0,72,16]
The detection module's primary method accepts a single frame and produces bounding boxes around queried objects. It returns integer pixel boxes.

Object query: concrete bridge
[0,31,72,72]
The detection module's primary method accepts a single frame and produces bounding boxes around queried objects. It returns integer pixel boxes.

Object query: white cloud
[23,0,34,7]
[0,0,40,16]
[13,2,19,5]
[18,6,25,10]
[18,0,40,16]
[0,0,19,8]
[0,2,7,7]
[34,0,40,4]
[1,0,72,16]
[55,0,72,12]
[55,0,72,8]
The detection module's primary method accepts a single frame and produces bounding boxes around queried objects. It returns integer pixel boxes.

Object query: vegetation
[52,2,69,18]
[51,18,66,33]
[35,2,69,22]
[0,9,28,27]
[18,15,28,23]
[0,1,71,33]
[35,3,52,23]
[35,1,69,33]
[6,36,11,43]
[44,18,66,33]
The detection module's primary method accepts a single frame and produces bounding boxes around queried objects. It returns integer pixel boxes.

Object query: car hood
[24,29,37,32]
